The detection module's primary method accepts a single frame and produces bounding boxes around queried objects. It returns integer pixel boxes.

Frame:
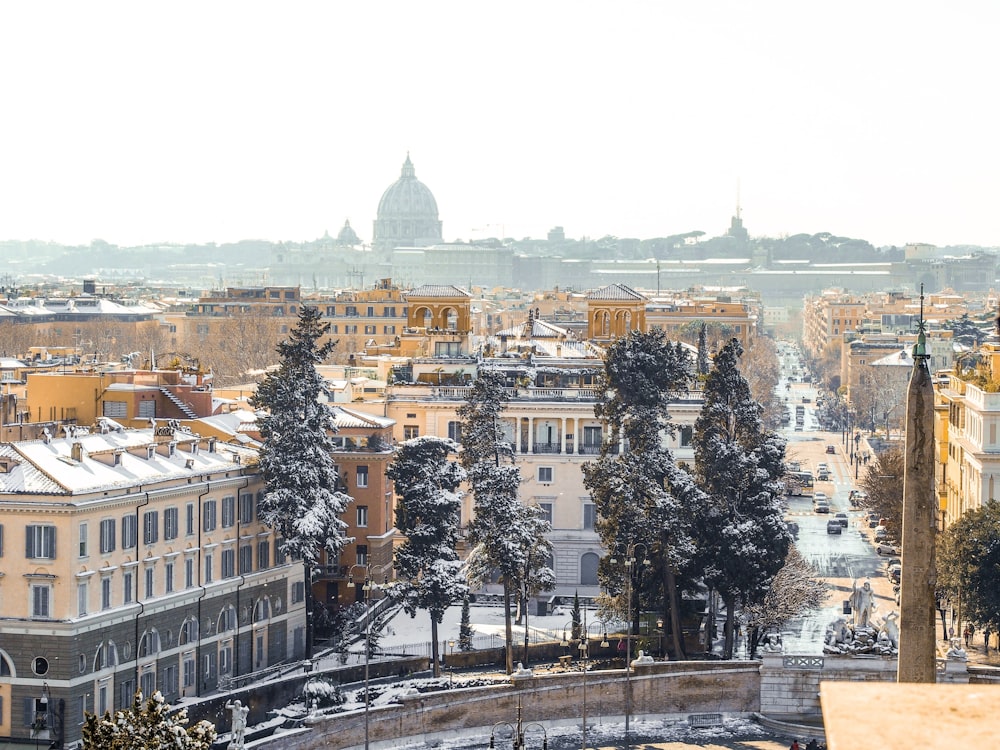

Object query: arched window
[0,652,13,677]
[179,617,199,645]
[218,605,237,633]
[580,552,600,585]
[138,629,160,658]
[253,598,270,623]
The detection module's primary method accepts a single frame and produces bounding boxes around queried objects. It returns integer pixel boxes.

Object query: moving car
[813,492,828,502]
[815,501,831,513]
[826,519,842,534]
[834,512,849,527]
[817,471,830,481]
[826,444,837,454]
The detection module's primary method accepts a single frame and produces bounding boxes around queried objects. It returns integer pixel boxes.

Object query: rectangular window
[680,425,693,447]
[164,508,179,540]
[101,577,112,610]
[183,657,196,688]
[138,400,156,419]
[257,540,270,570]
[447,421,462,442]
[31,584,51,618]
[204,554,214,584]
[79,522,89,557]
[185,558,194,589]
[221,548,235,578]
[367,306,374,317]
[583,503,597,530]
[291,580,305,604]
[356,544,368,566]
[145,567,154,599]
[100,519,116,554]
[140,671,155,701]
[203,501,217,532]
[123,571,133,603]
[356,465,369,488]
[161,665,177,696]
[384,325,396,334]
[346,324,358,334]
[239,493,254,524]
[330,324,338,333]
[583,426,602,446]
[537,502,553,524]
[143,510,159,545]
[364,325,376,335]
[77,582,88,616]
[121,514,136,549]
[356,506,368,528]
[538,467,553,483]
[0,523,3,556]
[165,562,174,593]
[275,541,287,566]
[119,679,135,709]
[186,503,195,536]
[102,400,127,417]
[221,496,235,528]
[403,426,419,440]
[25,525,56,559]
[239,545,252,574]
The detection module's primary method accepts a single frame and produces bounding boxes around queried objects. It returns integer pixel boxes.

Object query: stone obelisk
[897,289,937,682]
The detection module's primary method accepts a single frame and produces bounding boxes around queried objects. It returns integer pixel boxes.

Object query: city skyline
[1,2,997,249]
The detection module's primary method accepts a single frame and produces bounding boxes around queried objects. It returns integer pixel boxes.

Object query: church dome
[373,154,443,252]
[336,219,361,246]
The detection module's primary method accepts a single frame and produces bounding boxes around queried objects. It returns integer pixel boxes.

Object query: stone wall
[250,661,760,750]
[759,653,970,719]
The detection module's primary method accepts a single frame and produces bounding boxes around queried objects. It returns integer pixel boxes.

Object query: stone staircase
[159,387,198,419]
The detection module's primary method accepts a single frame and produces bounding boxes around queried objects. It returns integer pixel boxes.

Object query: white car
[813,492,828,502]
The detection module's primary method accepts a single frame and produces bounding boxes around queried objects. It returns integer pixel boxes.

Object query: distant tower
[897,286,938,683]
[372,154,443,254]
[727,180,749,244]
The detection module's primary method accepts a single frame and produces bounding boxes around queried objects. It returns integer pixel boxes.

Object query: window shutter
[45,526,55,558]
[25,527,34,558]
[23,696,33,726]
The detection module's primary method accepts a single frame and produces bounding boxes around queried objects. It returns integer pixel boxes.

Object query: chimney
[71,442,85,462]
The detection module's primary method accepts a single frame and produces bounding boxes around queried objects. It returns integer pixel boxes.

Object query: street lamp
[489,693,548,750]
[348,564,373,750]
[447,639,455,687]
[609,542,650,750]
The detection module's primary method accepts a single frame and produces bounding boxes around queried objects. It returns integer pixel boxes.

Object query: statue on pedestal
[226,700,249,750]
[849,579,876,629]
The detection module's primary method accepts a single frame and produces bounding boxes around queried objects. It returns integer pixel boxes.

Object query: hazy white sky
[1,2,997,249]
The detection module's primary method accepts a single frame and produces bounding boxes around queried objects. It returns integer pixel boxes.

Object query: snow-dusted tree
[459,369,538,674]
[250,305,352,660]
[583,328,700,659]
[82,690,216,750]
[741,546,827,657]
[697,322,709,375]
[387,436,467,677]
[459,595,474,651]
[693,338,791,659]
[513,505,555,664]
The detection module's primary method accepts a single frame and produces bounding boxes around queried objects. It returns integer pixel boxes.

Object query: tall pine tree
[387,436,467,677]
[460,369,549,673]
[250,306,352,660]
[583,329,700,658]
[692,337,790,658]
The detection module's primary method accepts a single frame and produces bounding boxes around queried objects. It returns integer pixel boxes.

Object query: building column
[526,417,534,454]
[560,417,568,454]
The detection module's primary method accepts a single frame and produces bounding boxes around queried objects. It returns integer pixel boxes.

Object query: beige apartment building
[0,422,304,747]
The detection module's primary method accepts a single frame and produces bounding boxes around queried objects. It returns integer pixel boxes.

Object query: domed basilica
[372,154,443,253]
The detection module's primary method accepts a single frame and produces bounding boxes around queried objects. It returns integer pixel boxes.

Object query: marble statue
[226,700,249,750]
[849,579,876,629]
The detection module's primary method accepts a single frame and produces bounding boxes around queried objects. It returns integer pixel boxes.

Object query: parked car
[884,557,901,569]
[835,512,849,527]
[826,519,842,534]
[876,542,901,556]
[826,444,837,454]
[874,527,890,541]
